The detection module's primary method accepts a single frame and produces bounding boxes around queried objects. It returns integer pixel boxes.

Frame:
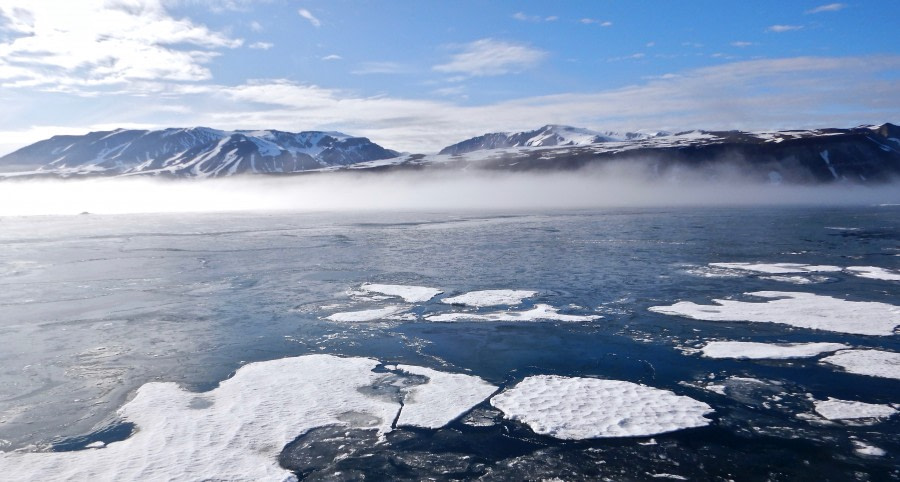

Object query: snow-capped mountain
[0,127,398,178]
[438,125,663,155]
[2,123,899,183]
[367,123,900,184]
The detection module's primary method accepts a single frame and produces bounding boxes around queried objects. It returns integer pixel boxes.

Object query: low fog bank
[0,169,897,216]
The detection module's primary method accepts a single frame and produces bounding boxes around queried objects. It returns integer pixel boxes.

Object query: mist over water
[1,168,898,216]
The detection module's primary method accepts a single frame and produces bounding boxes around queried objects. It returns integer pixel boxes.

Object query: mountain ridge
[1,123,899,183]
[0,127,398,178]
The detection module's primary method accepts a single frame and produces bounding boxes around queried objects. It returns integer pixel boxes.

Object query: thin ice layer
[0,355,398,481]
[426,304,601,322]
[845,266,900,281]
[392,365,497,429]
[649,291,899,336]
[699,341,849,359]
[491,375,713,439]
[360,283,443,303]
[441,289,537,307]
[708,262,842,274]
[820,349,900,379]
[325,306,407,322]
[814,398,898,420]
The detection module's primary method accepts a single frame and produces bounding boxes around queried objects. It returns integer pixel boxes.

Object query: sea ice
[819,349,900,379]
[360,283,443,303]
[698,341,850,360]
[325,306,407,322]
[758,275,827,285]
[649,291,899,336]
[392,365,497,429]
[852,440,886,457]
[0,355,397,480]
[441,289,537,307]
[845,266,900,281]
[426,304,601,322]
[0,355,497,480]
[490,375,713,439]
[813,398,898,421]
[708,262,842,274]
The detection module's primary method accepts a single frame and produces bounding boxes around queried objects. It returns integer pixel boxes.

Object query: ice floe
[649,291,900,336]
[852,440,886,457]
[490,375,713,439]
[708,262,842,274]
[0,355,497,480]
[698,341,850,360]
[758,275,828,285]
[819,349,900,379]
[360,283,442,303]
[845,266,900,281]
[813,398,898,421]
[441,289,537,307]
[426,304,601,322]
[325,306,407,322]
[391,365,497,429]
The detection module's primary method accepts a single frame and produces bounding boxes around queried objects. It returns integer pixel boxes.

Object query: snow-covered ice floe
[649,291,899,336]
[391,365,497,429]
[490,375,713,439]
[325,305,407,322]
[813,398,898,421]
[0,355,494,480]
[758,275,829,285]
[708,262,842,274]
[360,283,443,303]
[845,266,900,281]
[819,349,900,379]
[852,440,886,457]
[441,289,537,307]
[698,341,850,360]
[426,304,601,322]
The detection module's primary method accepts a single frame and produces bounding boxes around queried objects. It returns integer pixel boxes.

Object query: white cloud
[767,24,804,33]
[321,54,342,61]
[580,18,612,26]
[2,56,899,155]
[297,8,321,27]
[0,0,241,92]
[433,38,546,77]
[249,41,273,50]
[249,21,263,32]
[806,3,847,14]
[731,41,755,47]
[351,61,408,75]
[512,12,557,22]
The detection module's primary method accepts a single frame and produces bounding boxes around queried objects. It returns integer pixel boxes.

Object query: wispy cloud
[580,18,612,27]
[321,54,342,61]
[2,53,899,155]
[69,55,892,154]
[0,0,242,92]
[767,24,804,33]
[249,21,263,32]
[351,61,408,75]
[731,41,755,47]
[297,8,321,27]
[433,38,546,77]
[806,3,847,14]
[512,12,557,22]
[249,41,273,50]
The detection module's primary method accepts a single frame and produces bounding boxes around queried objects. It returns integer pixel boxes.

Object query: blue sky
[1,1,899,153]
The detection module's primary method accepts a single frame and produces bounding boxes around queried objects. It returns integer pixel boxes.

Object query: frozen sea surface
[0,207,898,480]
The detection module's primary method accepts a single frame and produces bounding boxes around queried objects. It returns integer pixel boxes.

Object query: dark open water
[0,206,897,480]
